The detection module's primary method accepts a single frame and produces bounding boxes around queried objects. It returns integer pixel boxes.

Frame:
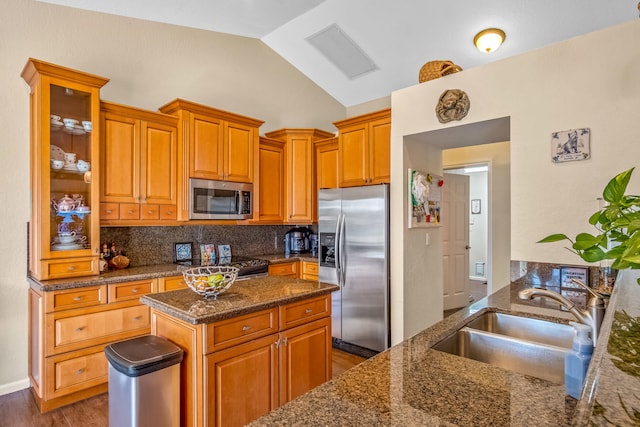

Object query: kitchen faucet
[518,279,606,345]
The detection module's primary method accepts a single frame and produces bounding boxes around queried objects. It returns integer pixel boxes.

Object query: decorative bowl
[182,266,239,299]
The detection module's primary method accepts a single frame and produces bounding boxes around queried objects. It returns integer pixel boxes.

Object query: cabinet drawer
[140,204,160,220]
[301,261,318,279]
[119,203,140,220]
[100,202,119,220]
[108,280,154,303]
[159,275,188,292]
[46,347,108,398]
[280,294,330,330]
[45,258,98,280]
[268,261,298,277]
[48,304,150,355]
[159,204,178,220]
[45,285,107,313]
[205,308,278,353]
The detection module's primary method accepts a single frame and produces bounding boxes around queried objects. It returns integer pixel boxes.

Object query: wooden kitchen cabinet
[158,275,189,292]
[256,136,285,222]
[300,260,319,281]
[22,58,109,280]
[28,278,156,412]
[264,129,334,224]
[159,99,263,220]
[335,109,391,187]
[100,101,179,225]
[150,293,331,426]
[315,136,339,190]
[268,261,299,278]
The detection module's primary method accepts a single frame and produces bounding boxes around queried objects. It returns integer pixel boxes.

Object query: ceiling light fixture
[474,28,506,53]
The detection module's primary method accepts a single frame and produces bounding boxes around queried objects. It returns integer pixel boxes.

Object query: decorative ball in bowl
[182,266,239,299]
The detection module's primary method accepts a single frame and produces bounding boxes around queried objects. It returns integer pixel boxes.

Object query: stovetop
[176,256,269,277]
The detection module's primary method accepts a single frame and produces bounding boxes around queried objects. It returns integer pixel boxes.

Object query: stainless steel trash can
[105,335,183,427]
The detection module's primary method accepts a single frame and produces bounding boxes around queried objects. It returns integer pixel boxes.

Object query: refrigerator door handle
[339,213,347,287]
[334,213,342,286]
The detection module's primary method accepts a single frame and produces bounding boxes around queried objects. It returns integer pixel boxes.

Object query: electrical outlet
[274,235,278,248]
[519,261,527,277]
[425,233,430,246]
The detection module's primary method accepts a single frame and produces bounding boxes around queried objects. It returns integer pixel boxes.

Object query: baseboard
[332,337,379,359]
[0,378,30,397]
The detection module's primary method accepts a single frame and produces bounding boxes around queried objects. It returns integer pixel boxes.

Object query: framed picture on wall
[471,199,481,214]
[551,128,590,163]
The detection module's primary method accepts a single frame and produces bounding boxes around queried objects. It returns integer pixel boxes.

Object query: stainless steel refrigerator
[318,184,390,354]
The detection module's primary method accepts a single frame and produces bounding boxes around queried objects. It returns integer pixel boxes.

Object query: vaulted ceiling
[37,0,639,107]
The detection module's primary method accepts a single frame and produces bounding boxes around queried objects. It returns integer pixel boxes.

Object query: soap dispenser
[565,321,593,399]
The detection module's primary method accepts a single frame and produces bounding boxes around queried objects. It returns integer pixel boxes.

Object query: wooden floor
[0,349,366,426]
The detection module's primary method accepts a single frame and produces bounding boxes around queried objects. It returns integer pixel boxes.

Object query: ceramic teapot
[52,194,76,212]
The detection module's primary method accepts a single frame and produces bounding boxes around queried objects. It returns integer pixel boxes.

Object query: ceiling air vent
[306,24,378,80]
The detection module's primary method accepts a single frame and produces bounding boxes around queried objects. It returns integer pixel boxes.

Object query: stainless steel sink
[465,312,574,348]
[432,312,574,384]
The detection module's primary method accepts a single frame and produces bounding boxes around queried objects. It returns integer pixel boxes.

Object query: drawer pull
[105,209,113,214]
[133,316,142,321]
[242,325,251,331]
[73,296,82,301]
[305,309,313,314]
[75,326,85,332]
[166,210,174,215]
[67,265,76,271]
[76,369,85,375]
[132,288,139,293]
[128,210,135,214]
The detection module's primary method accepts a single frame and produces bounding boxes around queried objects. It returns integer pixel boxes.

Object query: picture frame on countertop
[200,244,216,266]
[174,242,193,263]
[218,244,231,258]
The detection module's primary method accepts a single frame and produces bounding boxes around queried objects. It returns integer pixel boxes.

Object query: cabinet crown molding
[333,108,391,129]
[158,98,264,127]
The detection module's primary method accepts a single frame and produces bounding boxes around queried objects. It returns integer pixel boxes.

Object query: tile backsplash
[100,225,306,267]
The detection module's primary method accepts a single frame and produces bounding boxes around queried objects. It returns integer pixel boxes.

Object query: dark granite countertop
[140,275,337,324]
[249,271,640,426]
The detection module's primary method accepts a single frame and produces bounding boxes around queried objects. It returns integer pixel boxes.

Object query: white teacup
[82,121,92,132]
[63,118,79,129]
[77,160,90,172]
[50,114,61,123]
[64,152,76,165]
[58,232,76,244]
[51,159,64,170]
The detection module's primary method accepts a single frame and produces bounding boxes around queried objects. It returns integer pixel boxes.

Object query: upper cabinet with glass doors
[22,58,109,280]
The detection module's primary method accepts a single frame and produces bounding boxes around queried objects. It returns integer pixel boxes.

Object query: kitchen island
[249,270,640,426]
[140,275,338,427]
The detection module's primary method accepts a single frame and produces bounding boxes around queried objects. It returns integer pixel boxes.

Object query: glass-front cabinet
[22,58,109,280]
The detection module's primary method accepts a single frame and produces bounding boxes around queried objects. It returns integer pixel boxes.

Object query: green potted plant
[539,167,640,285]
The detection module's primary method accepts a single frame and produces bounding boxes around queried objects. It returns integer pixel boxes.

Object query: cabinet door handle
[242,325,251,331]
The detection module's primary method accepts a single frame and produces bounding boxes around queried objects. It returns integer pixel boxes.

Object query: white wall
[390,20,640,344]
[1,0,346,394]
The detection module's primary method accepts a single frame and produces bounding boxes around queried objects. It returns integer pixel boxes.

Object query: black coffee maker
[285,227,312,254]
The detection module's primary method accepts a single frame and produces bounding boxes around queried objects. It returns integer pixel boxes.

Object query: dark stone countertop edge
[140,284,338,325]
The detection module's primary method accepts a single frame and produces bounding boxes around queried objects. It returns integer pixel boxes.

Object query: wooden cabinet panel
[315,137,339,190]
[279,294,330,330]
[335,109,391,187]
[48,347,108,398]
[100,102,178,225]
[301,261,319,281]
[49,303,150,354]
[224,121,254,183]
[158,275,188,292]
[44,258,100,281]
[190,113,223,180]
[45,285,107,313]
[279,317,331,404]
[108,279,154,303]
[205,308,278,353]
[101,113,138,203]
[257,137,285,222]
[268,261,298,277]
[206,334,279,427]
[100,202,119,219]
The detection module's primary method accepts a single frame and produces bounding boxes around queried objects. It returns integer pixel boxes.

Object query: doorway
[443,164,489,311]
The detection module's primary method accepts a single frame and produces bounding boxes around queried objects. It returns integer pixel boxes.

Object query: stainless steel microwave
[189,178,252,220]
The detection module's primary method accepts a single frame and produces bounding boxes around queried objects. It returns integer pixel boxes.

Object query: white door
[442,173,470,310]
